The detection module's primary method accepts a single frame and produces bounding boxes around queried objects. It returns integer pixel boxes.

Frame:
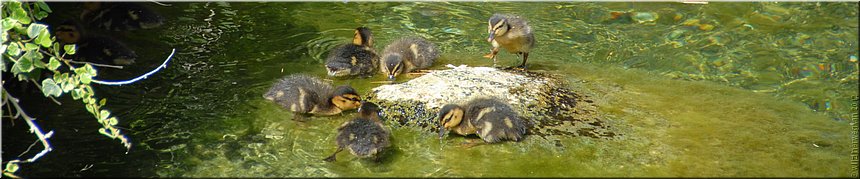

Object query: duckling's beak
[487,33,495,42]
[438,128,447,140]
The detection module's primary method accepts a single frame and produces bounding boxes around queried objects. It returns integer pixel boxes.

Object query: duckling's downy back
[82,2,164,31]
[325,44,379,77]
[382,37,439,70]
[335,116,391,158]
[463,97,528,143]
[263,74,333,112]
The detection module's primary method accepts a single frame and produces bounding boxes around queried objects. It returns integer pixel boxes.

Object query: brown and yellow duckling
[379,37,439,80]
[484,13,535,70]
[80,2,164,31]
[263,74,362,121]
[325,27,379,78]
[324,101,391,162]
[54,20,138,66]
[437,97,528,146]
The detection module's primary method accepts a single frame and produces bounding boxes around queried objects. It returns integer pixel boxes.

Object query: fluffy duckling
[324,102,391,162]
[379,37,439,80]
[54,20,138,66]
[437,97,528,145]
[80,2,164,31]
[325,27,379,78]
[263,74,362,121]
[484,13,536,70]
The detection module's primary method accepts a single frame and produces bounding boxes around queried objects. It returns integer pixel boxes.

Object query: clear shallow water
[2,2,857,177]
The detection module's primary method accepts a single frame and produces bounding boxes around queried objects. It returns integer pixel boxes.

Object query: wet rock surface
[365,65,620,141]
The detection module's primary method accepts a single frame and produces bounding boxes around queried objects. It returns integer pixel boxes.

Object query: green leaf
[98,128,113,137]
[64,44,76,55]
[86,104,95,113]
[4,162,19,173]
[108,117,118,126]
[26,23,48,39]
[10,3,31,25]
[41,78,62,97]
[15,53,33,72]
[61,76,76,92]
[71,88,82,100]
[37,1,53,13]
[1,18,16,31]
[100,98,107,106]
[80,73,92,84]
[6,43,21,57]
[23,43,38,51]
[84,64,97,76]
[35,29,51,47]
[48,57,60,70]
[99,110,111,120]
[34,11,49,20]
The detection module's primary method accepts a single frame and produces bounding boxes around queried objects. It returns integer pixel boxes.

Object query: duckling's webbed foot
[323,147,344,162]
[484,48,500,67]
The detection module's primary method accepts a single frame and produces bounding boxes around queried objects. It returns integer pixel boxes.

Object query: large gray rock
[365,65,620,141]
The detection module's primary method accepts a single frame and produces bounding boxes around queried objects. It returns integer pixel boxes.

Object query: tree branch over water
[92,48,176,86]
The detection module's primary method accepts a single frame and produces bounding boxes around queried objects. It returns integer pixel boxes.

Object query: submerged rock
[365,65,620,141]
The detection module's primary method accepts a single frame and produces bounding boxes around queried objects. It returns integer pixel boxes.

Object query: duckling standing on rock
[437,97,528,147]
[80,2,164,31]
[379,37,439,80]
[484,13,535,70]
[263,74,362,121]
[325,27,379,78]
[324,102,391,162]
[55,20,138,66]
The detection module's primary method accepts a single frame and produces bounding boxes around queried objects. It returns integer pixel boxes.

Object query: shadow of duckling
[54,20,138,66]
[80,2,164,31]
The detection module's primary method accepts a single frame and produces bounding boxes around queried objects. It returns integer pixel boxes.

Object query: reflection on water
[3,1,856,177]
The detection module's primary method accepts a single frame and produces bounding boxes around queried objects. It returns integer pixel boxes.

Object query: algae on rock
[365,65,619,141]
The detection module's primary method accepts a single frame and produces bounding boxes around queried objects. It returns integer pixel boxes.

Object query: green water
[3,2,857,177]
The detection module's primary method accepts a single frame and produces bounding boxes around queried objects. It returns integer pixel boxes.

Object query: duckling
[437,97,528,145]
[80,2,164,31]
[325,27,379,78]
[324,101,391,162]
[379,37,439,80]
[484,13,536,70]
[54,20,138,66]
[263,74,362,121]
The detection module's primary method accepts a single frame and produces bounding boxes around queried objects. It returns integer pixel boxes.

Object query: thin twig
[92,48,176,86]
[17,140,40,158]
[38,49,125,69]
[66,60,124,69]
[27,79,62,105]
[148,0,172,6]
[3,91,54,168]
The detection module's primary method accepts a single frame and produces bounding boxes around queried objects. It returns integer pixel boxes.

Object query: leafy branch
[2,1,174,177]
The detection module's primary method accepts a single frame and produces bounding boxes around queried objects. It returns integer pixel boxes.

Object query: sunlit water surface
[3,2,857,177]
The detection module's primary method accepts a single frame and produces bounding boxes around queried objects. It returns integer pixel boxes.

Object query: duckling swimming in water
[54,20,138,66]
[324,101,391,162]
[437,97,528,145]
[484,13,535,70]
[80,2,164,31]
[325,27,379,78]
[263,74,362,121]
[379,37,439,80]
